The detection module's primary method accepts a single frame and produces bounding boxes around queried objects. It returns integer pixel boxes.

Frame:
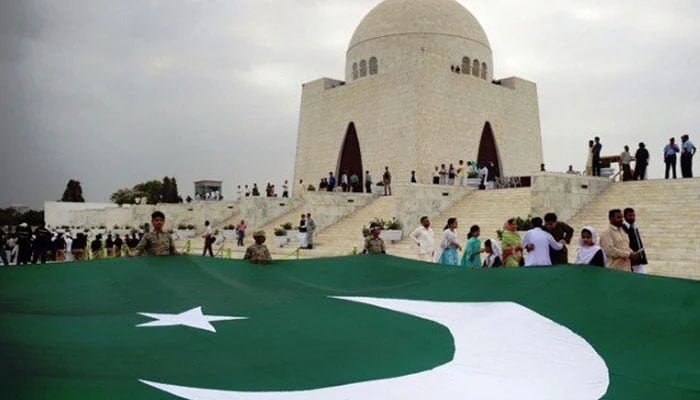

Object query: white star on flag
[136,306,246,332]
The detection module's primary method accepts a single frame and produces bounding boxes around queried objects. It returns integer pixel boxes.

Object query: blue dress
[460,237,481,267]
[438,229,460,266]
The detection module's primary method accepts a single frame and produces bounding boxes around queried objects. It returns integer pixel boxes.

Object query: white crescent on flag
[141,297,609,400]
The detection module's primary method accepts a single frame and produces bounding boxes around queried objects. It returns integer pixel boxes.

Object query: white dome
[349,0,491,52]
[346,0,493,82]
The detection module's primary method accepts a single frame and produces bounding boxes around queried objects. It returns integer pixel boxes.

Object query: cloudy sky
[1,0,699,209]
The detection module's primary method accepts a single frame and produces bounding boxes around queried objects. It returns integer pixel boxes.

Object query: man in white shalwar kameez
[409,216,435,262]
[522,217,564,266]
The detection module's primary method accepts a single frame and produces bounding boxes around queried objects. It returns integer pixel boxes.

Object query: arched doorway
[477,122,501,178]
[337,122,363,192]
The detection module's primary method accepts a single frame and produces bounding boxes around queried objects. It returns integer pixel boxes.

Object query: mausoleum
[293,0,543,187]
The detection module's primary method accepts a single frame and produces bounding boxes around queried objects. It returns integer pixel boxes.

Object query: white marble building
[293,0,543,188]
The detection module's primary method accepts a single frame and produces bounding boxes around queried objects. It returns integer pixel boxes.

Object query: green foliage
[274,227,287,236]
[514,216,532,231]
[111,177,181,205]
[61,179,85,202]
[0,208,45,227]
[307,184,316,191]
[177,224,187,230]
[224,224,236,230]
[369,217,402,230]
[361,226,370,237]
[281,222,293,230]
[186,224,195,230]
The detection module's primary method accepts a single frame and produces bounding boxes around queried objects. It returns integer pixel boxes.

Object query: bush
[281,222,293,230]
[224,224,235,230]
[362,226,370,237]
[177,224,187,230]
[186,224,195,230]
[274,227,287,236]
[307,184,316,191]
[386,217,402,230]
[514,216,532,231]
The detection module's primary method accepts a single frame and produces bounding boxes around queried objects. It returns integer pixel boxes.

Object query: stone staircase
[566,178,700,280]
[311,196,399,256]
[389,188,532,259]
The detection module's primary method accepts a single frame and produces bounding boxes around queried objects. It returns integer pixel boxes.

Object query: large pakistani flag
[1,255,698,399]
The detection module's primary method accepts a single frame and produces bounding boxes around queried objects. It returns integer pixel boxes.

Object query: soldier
[130,211,178,256]
[363,224,386,254]
[244,230,272,264]
[32,223,52,264]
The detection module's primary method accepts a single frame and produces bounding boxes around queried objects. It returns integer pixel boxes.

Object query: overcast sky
[1,0,699,209]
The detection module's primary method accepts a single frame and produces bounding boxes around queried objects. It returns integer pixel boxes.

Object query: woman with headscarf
[483,239,502,267]
[437,218,462,265]
[574,226,606,267]
[460,225,484,267]
[500,218,523,267]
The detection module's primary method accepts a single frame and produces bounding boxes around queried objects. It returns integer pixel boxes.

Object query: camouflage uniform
[364,236,386,254]
[244,243,271,263]
[133,231,177,256]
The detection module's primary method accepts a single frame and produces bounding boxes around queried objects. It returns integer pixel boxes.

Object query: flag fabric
[1,255,698,399]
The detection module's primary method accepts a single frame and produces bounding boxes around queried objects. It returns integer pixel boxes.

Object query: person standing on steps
[663,137,680,179]
[382,166,392,196]
[623,208,648,274]
[680,134,696,178]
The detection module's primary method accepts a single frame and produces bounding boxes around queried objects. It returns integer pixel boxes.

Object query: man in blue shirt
[663,137,680,179]
[592,136,602,176]
[327,172,336,192]
[680,134,697,178]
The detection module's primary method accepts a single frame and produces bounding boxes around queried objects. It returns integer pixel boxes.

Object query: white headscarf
[483,238,502,267]
[574,226,606,265]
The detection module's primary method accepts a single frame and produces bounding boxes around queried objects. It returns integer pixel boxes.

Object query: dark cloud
[1,0,699,208]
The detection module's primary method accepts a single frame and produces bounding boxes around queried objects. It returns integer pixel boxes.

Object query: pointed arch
[337,122,364,192]
[461,57,470,75]
[477,122,501,179]
[472,59,480,77]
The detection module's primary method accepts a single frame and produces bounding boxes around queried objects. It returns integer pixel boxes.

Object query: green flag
[1,255,698,399]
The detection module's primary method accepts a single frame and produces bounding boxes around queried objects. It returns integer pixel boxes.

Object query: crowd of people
[583,134,696,180]
[365,209,648,273]
[313,167,394,196]
[0,222,148,265]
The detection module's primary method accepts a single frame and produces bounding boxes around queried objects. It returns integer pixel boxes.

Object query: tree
[110,188,138,205]
[133,180,162,205]
[109,177,180,205]
[61,180,85,202]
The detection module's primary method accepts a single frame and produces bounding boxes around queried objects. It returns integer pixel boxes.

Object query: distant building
[293,0,543,188]
[194,180,222,199]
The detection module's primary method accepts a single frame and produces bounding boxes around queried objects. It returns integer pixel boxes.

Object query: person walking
[32,223,51,264]
[634,142,649,180]
[457,160,467,186]
[460,225,484,268]
[680,134,696,178]
[436,218,462,265]
[236,220,247,247]
[663,137,680,179]
[409,216,435,262]
[202,220,214,257]
[592,137,602,177]
[623,208,648,274]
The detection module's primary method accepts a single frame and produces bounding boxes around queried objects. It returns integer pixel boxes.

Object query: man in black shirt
[114,234,124,257]
[623,208,648,274]
[32,223,52,264]
[592,136,602,176]
[634,142,649,180]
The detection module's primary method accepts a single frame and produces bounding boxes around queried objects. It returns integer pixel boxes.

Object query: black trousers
[634,163,647,180]
[665,155,677,179]
[365,182,372,193]
[203,237,214,257]
[681,153,693,178]
[592,155,601,176]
